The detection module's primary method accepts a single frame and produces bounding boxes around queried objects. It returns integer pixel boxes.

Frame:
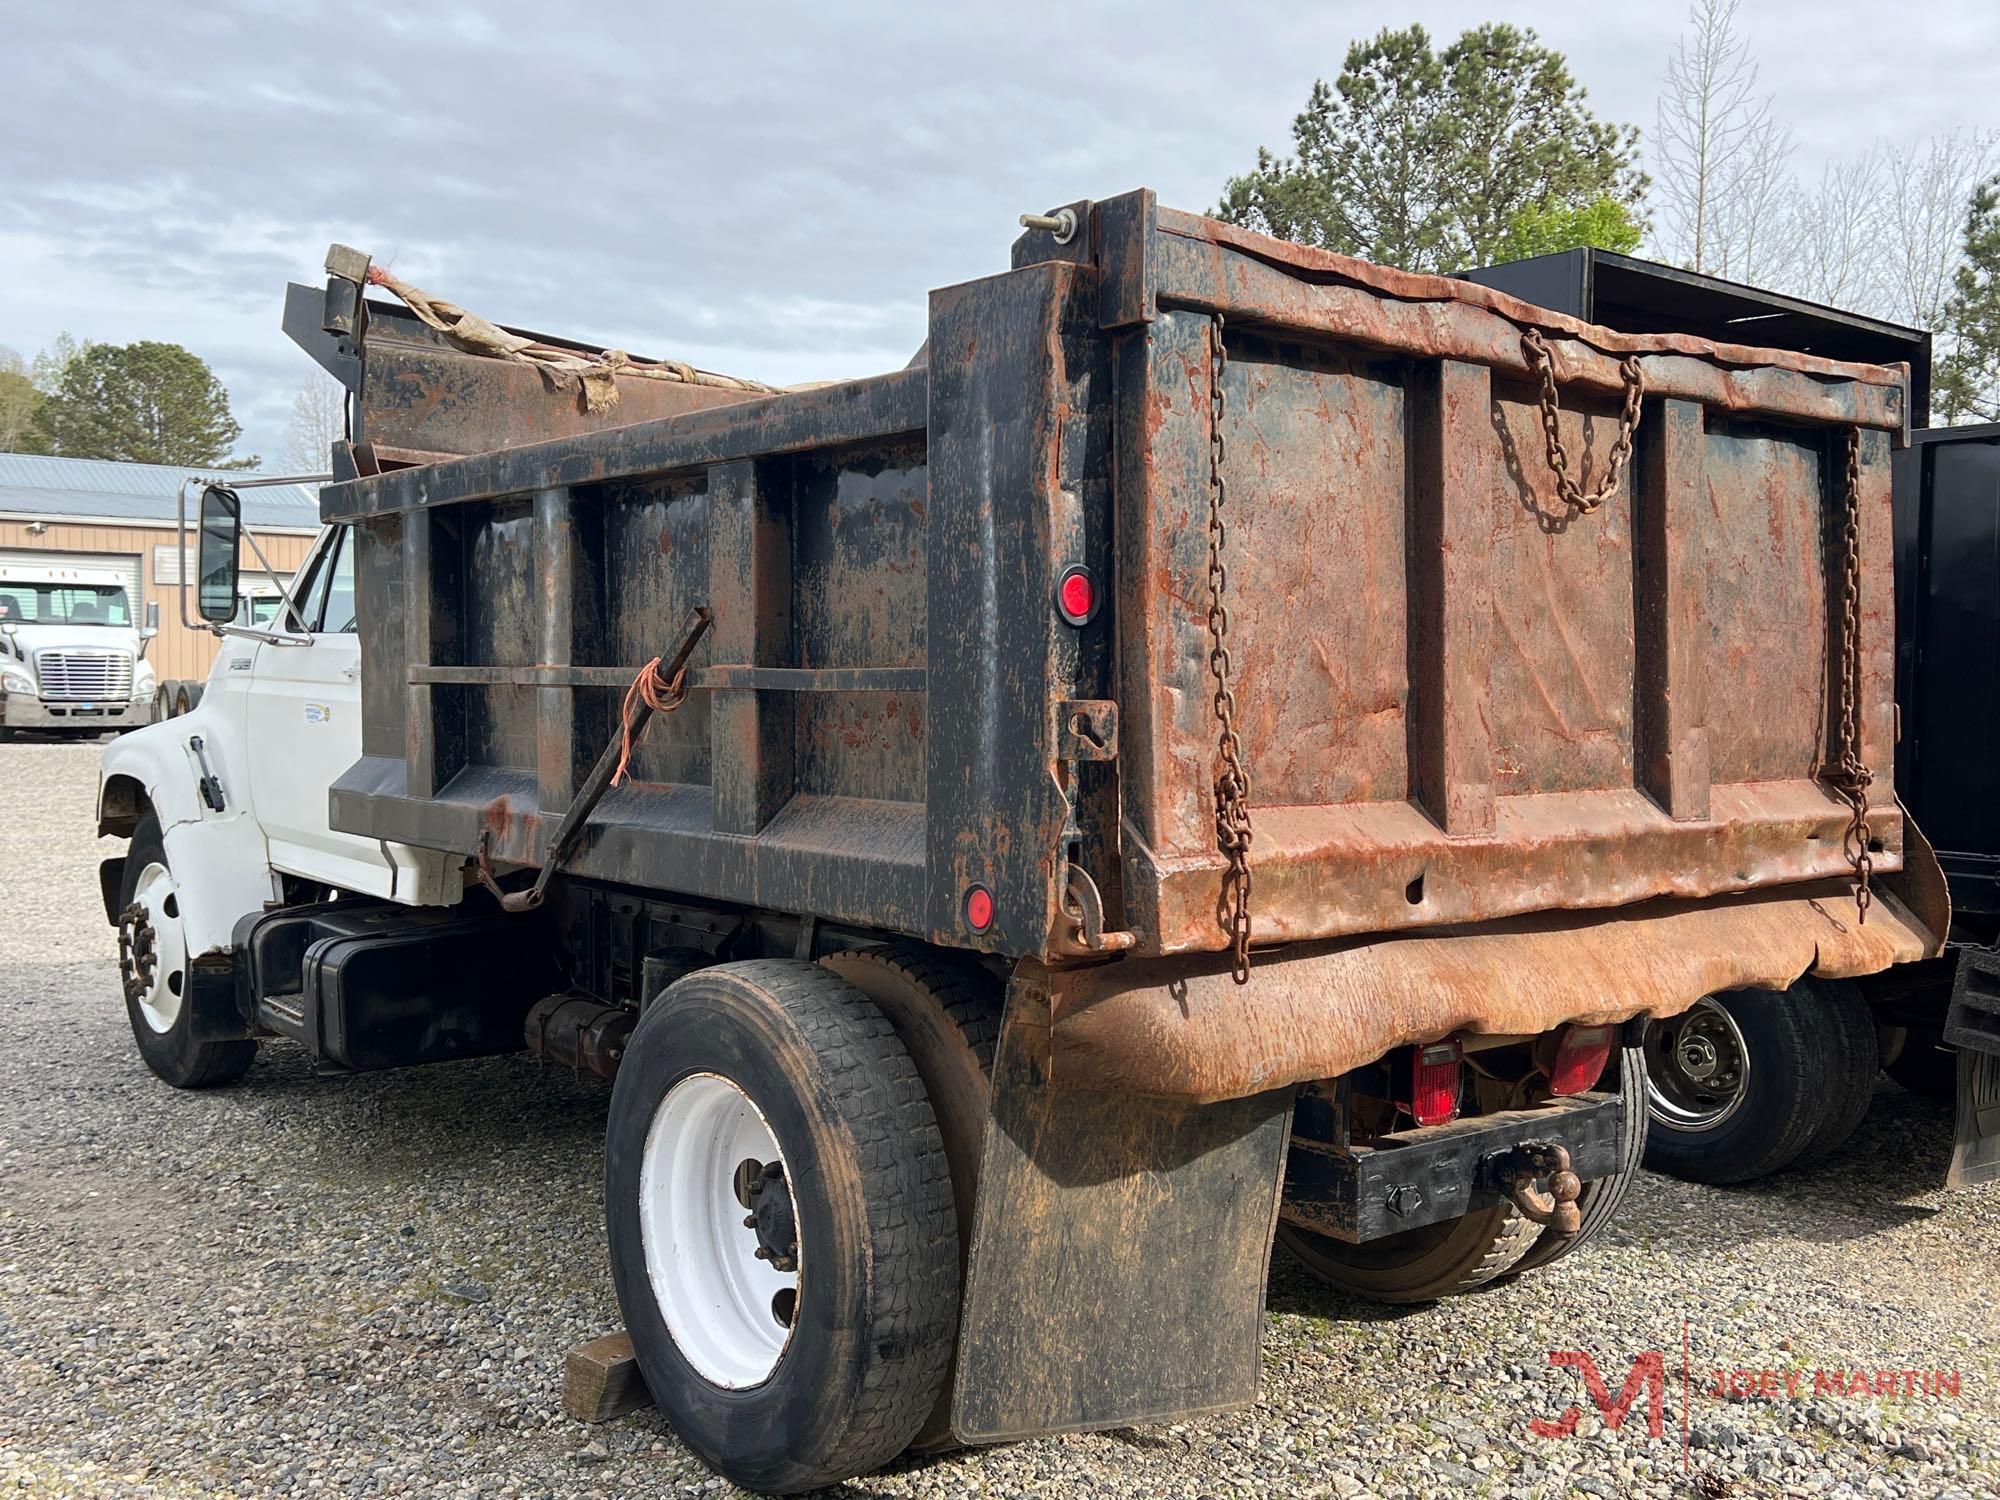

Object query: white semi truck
[0,562,158,737]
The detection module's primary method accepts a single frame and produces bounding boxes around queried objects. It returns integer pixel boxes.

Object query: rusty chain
[1205,314,1255,984]
[1520,328,1646,514]
[1822,427,1874,924]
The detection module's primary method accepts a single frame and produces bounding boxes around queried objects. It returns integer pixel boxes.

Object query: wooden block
[562,1331,653,1424]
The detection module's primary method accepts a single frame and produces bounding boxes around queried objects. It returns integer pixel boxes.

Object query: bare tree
[1788,148,1887,310]
[1653,0,1793,277]
[284,376,347,471]
[1883,129,1999,331]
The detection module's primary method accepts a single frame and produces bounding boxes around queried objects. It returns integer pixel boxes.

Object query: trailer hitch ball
[1489,1140,1583,1238]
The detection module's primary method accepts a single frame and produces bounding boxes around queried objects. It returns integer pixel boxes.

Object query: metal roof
[0,452,323,531]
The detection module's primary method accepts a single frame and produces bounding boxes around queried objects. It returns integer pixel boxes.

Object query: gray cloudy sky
[4,1,1996,465]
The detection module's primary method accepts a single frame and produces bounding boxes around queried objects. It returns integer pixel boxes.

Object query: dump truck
[95,193,1949,1494]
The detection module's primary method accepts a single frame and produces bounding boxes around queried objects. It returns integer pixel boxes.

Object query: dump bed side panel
[320,265,1101,962]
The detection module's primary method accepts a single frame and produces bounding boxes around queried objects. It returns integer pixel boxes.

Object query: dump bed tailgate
[1107,204,1905,955]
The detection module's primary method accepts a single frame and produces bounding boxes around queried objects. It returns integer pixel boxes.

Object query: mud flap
[950,983,1292,1444]
[1945,945,2000,1189]
[1948,1051,2000,1189]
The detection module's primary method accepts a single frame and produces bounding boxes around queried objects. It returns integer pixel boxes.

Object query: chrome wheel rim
[637,1072,800,1388]
[1645,996,1749,1131]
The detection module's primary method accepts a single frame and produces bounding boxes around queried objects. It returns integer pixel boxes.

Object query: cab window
[0,583,131,625]
[290,530,342,632]
[320,530,356,634]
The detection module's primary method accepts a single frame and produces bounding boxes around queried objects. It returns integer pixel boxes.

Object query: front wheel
[605,960,958,1494]
[116,813,256,1089]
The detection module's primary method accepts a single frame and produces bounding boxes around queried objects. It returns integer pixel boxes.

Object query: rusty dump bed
[311,192,1939,1093]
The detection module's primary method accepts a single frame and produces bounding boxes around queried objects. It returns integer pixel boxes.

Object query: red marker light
[1549,1023,1615,1096]
[963,885,995,932]
[1407,1039,1463,1127]
[1056,566,1096,625]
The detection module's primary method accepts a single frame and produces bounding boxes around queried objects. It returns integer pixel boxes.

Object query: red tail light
[1407,1039,1462,1127]
[1550,1023,1615,1096]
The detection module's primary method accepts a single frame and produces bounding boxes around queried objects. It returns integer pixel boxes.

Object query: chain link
[1521,328,1646,514]
[1205,314,1255,984]
[1822,426,1874,924]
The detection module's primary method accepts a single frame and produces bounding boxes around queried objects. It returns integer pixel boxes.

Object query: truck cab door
[245,524,394,894]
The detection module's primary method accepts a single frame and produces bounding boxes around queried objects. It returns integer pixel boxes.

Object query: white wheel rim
[639,1072,800,1388]
[132,862,187,1034]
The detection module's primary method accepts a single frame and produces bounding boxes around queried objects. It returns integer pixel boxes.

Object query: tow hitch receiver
[1281,1092,1623,1244]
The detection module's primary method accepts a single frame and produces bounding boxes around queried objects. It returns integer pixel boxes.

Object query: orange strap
[610,656,689,787]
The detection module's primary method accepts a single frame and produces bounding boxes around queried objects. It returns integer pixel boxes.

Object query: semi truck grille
[35,651,134,701]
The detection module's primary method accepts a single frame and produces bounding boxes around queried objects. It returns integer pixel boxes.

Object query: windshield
[0,582,131,627]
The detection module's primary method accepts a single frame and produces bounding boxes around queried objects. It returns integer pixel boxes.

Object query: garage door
[0,547,145,619]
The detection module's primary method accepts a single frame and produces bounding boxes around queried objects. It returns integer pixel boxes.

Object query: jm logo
[1529,1350,1668,1440]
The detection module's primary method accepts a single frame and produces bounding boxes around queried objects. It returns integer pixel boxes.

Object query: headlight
[1,667,33,694]
[133,664,157,698]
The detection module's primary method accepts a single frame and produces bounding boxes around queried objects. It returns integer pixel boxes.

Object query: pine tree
[1936,176,2000,424]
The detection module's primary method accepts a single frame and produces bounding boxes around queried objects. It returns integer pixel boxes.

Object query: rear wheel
[605,960,958,1493]
[1642,981,1859,1183]
[1278,1203,1543,1304]
[819,942,998,1450]
[172,684,192,718]
[1792,981,1879,1166]
[116,813,256,1089]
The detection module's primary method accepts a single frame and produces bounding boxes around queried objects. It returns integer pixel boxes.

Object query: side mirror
[144,600,160,634]
[196,485,242,624]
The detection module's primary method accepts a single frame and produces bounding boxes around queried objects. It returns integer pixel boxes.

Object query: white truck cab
[97,491,463,1065]
[0,563,159,736]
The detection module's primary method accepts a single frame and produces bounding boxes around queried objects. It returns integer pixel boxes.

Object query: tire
[1504,1041,1649,1279]
[1792,980,1880,1166]
[116,812,257,1089]
[184,682,204,711]
[819,942,998,1449]
[1886,1025,1958,1101]
[1642,983,1841,1184]
[172,684,192,718]
[153,685,173,723]
[605,960,958,1493]
[1279,1202,1544,1304]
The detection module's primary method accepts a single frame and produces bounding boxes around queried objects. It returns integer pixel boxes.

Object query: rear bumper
[0,692,152,730]
[1279,1091,1626,1243]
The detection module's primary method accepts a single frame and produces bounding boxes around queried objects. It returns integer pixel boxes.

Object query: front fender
[97,716,278,959]
[99,718,203,838]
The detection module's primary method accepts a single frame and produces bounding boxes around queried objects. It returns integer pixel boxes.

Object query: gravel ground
[1,737,1995,1499]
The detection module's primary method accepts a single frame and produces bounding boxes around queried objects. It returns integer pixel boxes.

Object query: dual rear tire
[1642,978,1877,1184]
